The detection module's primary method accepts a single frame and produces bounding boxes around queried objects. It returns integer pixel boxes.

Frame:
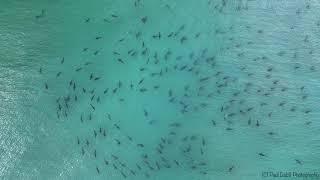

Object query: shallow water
[0,0,320,180]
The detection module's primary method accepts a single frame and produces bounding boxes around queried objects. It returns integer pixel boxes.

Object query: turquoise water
[1,0,320,179]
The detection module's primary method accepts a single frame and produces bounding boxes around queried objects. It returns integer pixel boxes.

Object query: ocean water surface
[0,0,320,179]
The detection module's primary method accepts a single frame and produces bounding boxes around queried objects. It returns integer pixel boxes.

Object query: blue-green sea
[1,0,320,179]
